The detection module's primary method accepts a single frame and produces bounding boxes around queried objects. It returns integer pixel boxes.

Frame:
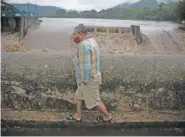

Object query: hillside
[13,3,61,16]
[10,0,181,21]
[115,0,158,9]
[115,0,178,9]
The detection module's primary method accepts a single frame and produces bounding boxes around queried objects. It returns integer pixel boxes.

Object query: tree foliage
[56,9,66,17]
[175,0,185,21]
[54,1,184,22]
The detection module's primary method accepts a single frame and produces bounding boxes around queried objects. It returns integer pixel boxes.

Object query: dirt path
[2,109,185,123]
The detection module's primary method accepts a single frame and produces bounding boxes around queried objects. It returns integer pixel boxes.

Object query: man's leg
[71,86,84,121]
[96,103,112,121]
[82,82,112,121]
[72,99,82,120]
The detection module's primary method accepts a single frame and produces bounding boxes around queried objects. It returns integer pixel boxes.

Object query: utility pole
[36,4,38,17]
[27,3,30,16]
[35,0,38,17]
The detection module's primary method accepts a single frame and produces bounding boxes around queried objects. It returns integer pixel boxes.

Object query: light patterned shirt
[73,36,102,86]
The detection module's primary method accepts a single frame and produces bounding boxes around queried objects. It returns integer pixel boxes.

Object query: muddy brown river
[23,18,184,55]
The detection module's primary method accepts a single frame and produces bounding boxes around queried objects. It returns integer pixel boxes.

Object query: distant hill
[10,0,180,21]
[159,0,178,3]
[12,3,62,16]
[115,0,158,9]
[115,0,178,9]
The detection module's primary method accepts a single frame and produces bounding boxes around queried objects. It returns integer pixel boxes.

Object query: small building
[1,1,39,40]
[1,1,22,32]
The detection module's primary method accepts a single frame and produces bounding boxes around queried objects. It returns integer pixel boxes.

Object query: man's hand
[82,80,89,85]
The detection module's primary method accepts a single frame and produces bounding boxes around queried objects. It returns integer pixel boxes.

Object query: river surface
[24,18,181,52]
[40,18,179,33]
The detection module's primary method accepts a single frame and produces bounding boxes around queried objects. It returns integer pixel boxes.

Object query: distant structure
[1,0,16,12]
[1,0,39,40]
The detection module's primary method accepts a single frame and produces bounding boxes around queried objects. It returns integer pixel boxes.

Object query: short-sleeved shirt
[73,36,102,86]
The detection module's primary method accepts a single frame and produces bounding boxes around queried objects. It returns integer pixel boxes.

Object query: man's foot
[95,114,113,123]
[66,113,81,122]
[103,115,113,122]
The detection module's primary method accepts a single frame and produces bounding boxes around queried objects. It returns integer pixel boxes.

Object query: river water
[24,18,180,51]
[42,18,178,32]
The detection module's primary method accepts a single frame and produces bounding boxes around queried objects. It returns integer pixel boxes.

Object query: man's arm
[78,43,92,83]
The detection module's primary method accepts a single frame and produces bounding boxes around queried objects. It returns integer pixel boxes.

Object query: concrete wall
[1,17,20,32]
[86,26,131,34]
[1,16,38,33]
[1,52,185,111]
[20,16,38,40]
[179,24,185,31]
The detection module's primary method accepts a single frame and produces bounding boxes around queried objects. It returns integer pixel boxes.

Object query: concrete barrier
[20,16,39,40]
[1,16,38,40]
[1,52,185,111]
[2,120,185,136]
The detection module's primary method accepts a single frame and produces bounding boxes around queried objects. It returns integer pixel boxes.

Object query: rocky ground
[1,32,25,52]
[93,32,155,54]
[177,29,185,40]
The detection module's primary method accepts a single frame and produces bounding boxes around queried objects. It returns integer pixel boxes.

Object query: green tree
[158,3,165,21]
[81,10,99,18]
[65,10,80,18]
[176,0,185,21]
[56,9,66,17]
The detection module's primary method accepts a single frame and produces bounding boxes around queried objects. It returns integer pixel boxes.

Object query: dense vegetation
[175,0,185,21]
[55,1,184,21]
[13,0,185,21]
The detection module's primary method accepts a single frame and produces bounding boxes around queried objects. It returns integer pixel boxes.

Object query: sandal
[95,116,113,123]
[66,114,82,122]
[95,116,103,123]
[104,117,113,123]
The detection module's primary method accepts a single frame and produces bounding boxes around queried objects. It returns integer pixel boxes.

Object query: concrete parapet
[86,26,131,34]
[20,16,38,40]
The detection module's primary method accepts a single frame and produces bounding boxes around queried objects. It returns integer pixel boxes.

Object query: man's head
[72,24,88,44]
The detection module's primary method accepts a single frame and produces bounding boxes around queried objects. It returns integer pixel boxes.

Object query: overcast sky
[6,0,165,11]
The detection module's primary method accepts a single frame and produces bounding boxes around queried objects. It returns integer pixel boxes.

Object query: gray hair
[74,24,88,34]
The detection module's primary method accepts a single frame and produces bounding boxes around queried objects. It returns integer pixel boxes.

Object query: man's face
[72,32,84,44]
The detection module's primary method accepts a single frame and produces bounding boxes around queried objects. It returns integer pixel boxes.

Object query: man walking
[67,24,112,123]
